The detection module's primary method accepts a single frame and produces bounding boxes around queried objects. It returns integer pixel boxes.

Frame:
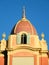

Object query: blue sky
[0,0,49,49]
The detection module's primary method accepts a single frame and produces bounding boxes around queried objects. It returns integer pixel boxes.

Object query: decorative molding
[6,46,41,51]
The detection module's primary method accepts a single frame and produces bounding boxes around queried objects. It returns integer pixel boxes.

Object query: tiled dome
[11,7,37,35]
[14,18,37,35]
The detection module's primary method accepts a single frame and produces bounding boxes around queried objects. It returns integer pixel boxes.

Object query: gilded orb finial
[22,6,26,18]
[2,32,6,39]
[41,33,45,39]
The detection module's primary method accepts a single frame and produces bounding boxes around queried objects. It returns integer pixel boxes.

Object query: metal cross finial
[22,6,26,18]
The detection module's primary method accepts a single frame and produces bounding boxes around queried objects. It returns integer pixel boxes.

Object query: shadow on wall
[2,51,7,65]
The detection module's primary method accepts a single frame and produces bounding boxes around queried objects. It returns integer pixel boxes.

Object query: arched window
[21,33,27,44]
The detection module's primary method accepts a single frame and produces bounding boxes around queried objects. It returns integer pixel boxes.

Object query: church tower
[0,7,49,65]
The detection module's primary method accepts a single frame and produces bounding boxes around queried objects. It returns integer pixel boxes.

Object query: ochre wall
[0,54,4,65]
[39,57,48,65]
[9,51,37,65]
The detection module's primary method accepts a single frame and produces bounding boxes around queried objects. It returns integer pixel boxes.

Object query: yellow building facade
[0,8,49,65]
